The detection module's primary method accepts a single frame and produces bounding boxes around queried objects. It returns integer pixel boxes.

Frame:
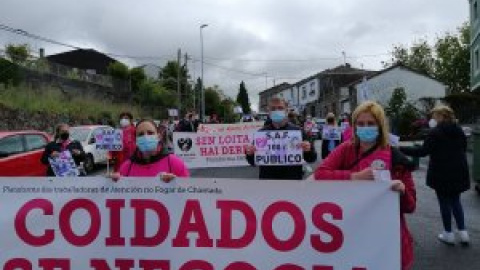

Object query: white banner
[173,131,252,168]
[197,122,264,134]
[254,130,303,166]
[95,129,123,151]
[0,178,400,270]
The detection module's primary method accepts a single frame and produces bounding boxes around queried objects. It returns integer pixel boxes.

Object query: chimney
[39,48,45,58]
[345,63,351,68]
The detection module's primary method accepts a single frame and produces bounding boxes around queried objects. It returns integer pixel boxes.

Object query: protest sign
[48,151,80,177]
[197,122,264,133]
[0,177,401,270]
[254,130,303,166]
[322,126,342,141]
[95,129,123,151]
[168,109,179,117]
[174,131,252,168]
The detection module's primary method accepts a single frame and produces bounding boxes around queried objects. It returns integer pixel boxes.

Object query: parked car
[69,125,113,174]
[0,131,51,176]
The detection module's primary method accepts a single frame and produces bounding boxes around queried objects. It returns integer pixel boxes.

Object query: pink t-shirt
[119,154,190,177]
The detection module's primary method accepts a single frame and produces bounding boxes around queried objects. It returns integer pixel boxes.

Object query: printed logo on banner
[254,130,303,166]
[177,138,193,152]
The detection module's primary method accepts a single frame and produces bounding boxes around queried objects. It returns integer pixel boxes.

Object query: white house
[352,63,446,111]
[275,76,321,114]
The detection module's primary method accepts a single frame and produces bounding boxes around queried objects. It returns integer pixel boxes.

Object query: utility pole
[177,48,181,114]
[184,53,193,113]
[342,51,347,66]
[200,24,208,121]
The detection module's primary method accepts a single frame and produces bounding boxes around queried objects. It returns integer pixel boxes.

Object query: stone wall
[0,103,108,133]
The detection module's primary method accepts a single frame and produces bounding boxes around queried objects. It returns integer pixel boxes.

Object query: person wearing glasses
[245,97,317,180]
[314,101,416,270]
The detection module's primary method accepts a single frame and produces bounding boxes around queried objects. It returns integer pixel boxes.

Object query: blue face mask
[270,110,286,124]
[136,135,159,153]
[356,126,379,143]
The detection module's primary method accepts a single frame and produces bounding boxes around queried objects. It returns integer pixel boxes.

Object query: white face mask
[428,119,437,128]
[120,118,130,128]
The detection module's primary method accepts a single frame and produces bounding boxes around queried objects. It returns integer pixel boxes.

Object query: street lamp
[200,23,208,122]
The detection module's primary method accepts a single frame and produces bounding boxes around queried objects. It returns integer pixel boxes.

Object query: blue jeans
[436,191,466,232]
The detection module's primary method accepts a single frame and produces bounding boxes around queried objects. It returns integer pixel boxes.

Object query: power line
[202,53,390,63]
[0,23,176,61]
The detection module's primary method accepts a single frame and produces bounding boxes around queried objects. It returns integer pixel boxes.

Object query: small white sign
[168,109,179,117]
[95,129,123,151]
[322,126,342,141]
[254,130,303,166]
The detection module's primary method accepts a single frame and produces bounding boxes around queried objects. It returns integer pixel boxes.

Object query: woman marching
[314,101,416,270]
[110,119,189,182]
[400,105,470,245]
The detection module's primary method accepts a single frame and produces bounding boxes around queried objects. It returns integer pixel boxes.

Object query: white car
[69,125,114,174]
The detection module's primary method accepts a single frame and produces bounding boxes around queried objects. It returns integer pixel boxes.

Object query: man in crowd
[245,97,317,180]
[177,112,195,132]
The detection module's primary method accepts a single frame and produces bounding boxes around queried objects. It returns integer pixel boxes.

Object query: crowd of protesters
[40,96,473,270]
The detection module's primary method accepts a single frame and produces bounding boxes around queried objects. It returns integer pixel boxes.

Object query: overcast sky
[0,0,469,110]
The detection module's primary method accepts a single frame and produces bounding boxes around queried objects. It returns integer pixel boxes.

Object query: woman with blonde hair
[400,105,470,246]
[314,101,416,270]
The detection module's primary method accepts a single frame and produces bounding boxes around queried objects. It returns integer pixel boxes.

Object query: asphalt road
[94,141,480,269]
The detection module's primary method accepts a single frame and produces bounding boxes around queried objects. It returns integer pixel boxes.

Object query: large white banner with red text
[0,178,400,270]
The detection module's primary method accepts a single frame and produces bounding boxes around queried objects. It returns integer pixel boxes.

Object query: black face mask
[60,132,69,140]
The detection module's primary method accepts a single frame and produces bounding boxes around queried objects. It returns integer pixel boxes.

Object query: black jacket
[41,140,86,176]
[246,122,317,180]
[177,119,195,132]
[400,122,470,194]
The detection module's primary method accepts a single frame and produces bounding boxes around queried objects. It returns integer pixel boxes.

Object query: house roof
[258,82,291,96]
[295,64,372,86]
[46,49,119,75]
[346,62,444,87]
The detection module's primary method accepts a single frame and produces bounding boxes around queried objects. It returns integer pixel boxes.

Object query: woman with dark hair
[111,112,137,173]
[110,119,189,182]
[400,105,470,245]
[41,123,86,176]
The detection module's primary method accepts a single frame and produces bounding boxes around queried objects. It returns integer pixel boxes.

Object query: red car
[0,131,52,176]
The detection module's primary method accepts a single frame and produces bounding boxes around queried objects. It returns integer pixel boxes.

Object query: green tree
[129,67,147,93]
[236,81,251,114]
[219,98,237,123]
[159,61,192,113]
[5,44,29,64]
[205,86,222,117]
[0,58,22,88]
[434,23,470,94]
[386,87,419,136]
[136,79,176,118]
[107,62,129,79]
[388,40,435,76]
[387,22,471,94]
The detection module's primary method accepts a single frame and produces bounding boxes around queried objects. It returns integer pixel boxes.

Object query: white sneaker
[457,230,470,245]
[438,231,455,245]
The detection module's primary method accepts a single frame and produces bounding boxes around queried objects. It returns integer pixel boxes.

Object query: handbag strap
[345,143,379,170]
